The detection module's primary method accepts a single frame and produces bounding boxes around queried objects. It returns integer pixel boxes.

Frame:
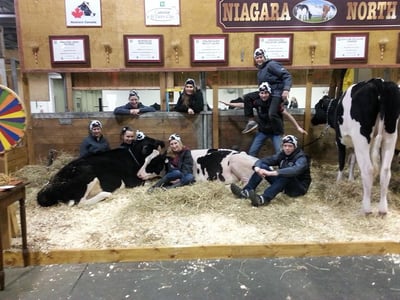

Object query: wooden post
[304,69,313,146]
[212,72,219,149]
[159,72,166,111]
[65,73,73,112]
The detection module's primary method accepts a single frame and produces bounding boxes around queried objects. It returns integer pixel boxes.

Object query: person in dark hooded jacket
[148,133,195,191]
[230,135,311,207]
[174,78,204,114]
[79,120,110,157]
[241,48,292,134]
[114,90,156,116]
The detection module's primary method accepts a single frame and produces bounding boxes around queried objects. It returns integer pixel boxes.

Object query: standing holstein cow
[137,148,257,185]
[37,136,165,207]
[311,78,400,215]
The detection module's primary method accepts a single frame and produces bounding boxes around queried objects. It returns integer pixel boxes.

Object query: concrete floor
[1,255,400,300]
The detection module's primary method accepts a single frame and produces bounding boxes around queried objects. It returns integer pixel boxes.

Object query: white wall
[102,89,161,111]
[31,86,330,113]
[210,86,329,109]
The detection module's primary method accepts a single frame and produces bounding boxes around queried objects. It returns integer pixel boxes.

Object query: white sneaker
[242,121,258,134]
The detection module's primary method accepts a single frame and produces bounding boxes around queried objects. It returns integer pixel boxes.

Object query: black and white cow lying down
[311,78,400,215]
[37,136,165,207]
[137,148,258,184]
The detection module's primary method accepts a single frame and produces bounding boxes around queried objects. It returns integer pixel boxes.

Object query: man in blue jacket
[230,135,311,207]
[114,90,156,116]
[242,48,292,134]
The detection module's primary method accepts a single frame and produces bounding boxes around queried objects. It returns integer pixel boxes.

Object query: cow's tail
[371,118,383,178]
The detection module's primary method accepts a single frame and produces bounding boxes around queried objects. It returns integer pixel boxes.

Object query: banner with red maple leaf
[65,0,102,27]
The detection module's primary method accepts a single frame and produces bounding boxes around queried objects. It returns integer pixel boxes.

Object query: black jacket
[254,147,312,191]
[174,90,204,113]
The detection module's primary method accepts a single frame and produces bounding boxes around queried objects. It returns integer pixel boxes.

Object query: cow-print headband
[89,120,102,131]
[121,126,133,135]
[129,90,140,99]
[185,78,195,86]
[282,135,298,148]
[169,133,181,142]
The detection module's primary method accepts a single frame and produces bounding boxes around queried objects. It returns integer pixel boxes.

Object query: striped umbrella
[0,85,26,154]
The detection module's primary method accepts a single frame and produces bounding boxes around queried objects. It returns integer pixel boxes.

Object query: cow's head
[78,1,95,16]
[131,136,165,166]
[37,159,96,207]
[311,95,336,126]
[137,150,167,180]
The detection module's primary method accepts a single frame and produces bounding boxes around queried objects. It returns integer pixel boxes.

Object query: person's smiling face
[169,139,183,152]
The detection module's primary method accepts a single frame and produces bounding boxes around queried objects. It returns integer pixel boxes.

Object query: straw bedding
[8,153,400,251]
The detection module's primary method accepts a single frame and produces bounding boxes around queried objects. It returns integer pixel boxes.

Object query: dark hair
[120,126,133,135]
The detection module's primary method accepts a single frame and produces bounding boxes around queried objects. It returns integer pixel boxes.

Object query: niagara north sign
[217,0,399,31]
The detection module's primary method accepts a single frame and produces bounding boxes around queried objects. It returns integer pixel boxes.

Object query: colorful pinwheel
[0,85,26,154]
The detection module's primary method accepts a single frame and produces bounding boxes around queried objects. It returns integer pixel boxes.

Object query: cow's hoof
[67,200,75,207]
[378,211,387,217]
[363,211,373,216]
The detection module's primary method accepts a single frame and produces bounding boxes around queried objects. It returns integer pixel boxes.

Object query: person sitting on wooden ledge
[174,78,205,115]
[114,90,156,116]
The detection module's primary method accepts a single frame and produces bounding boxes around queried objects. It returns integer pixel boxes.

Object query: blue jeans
[164,169,194,186]
[243,162,306,201]
[248,132,281,157]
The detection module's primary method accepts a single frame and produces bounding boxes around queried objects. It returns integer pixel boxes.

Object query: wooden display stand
[0,182,29,290]
[0,145,28,248]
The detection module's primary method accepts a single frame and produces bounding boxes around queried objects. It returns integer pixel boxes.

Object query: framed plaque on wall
[144,0,180,26]
[190,34,228,66]
[397,33,400,64]
[255,34,293,65]
[331,33,369,64]
[49,35,91,67]
[124,35,164,66]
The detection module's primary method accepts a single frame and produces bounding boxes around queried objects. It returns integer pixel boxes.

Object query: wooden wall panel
[30,112,337,165]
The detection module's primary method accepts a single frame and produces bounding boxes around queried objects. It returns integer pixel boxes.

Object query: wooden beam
[4,242,400,267]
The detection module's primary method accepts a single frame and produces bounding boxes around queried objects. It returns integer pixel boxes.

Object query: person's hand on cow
[188,108,195,115]
[254,166,278,177]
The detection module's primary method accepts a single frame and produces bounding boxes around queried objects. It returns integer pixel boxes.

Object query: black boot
[164,182,183,189]
[147,177,169,193]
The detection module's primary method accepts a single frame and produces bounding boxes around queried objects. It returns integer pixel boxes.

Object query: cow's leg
[79,192,112,206]
[378,131,398,215]
[347,152,356,181]
[78,177,111,206]
[353,145,374,214]
[336,141,346,181]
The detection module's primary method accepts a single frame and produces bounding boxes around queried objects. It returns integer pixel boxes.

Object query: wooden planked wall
[29,111,338,165]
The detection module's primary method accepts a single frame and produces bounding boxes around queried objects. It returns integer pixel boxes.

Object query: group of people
[80,46,312,207]
[79,120,196,192]
[112,78,204,117]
